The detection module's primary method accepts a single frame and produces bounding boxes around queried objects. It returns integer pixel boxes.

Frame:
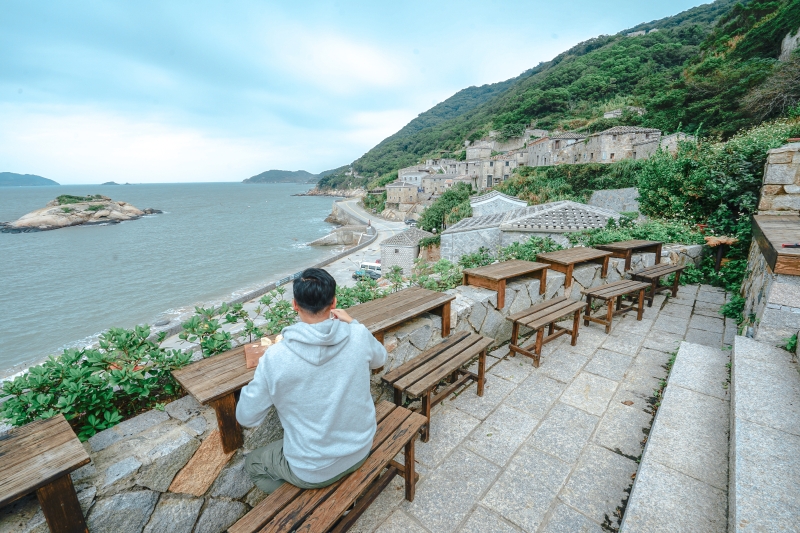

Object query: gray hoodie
[236,318,387,483]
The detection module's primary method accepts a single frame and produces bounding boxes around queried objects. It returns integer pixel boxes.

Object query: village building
[379,227,434,275]
[466,141,492,160]
[421,174,471,195]
[527,132,587,167]
[440,200,620,262]
[469,190,527,217]
[559,126,662,164]
[633,132,695,159]
[386,181,420,205]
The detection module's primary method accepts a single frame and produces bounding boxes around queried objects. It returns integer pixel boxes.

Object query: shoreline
[0,199,378,381]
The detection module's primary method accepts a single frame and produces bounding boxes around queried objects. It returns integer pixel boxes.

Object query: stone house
[560,126,661,164]
[527,133,587,167]
[466,141,492,160]
[386,181,420,205]
[470,190,528,217]
[421,174,472,195]
[633,132,695,160]
[380,227,434,275]
[440,200,621,262]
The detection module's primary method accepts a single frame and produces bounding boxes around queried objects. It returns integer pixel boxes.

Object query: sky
[0,0,713,184]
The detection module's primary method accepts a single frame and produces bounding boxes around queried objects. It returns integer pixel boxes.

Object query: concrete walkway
[352,284,735,533]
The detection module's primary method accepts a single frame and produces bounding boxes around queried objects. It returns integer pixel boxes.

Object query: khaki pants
[244,439,367,494]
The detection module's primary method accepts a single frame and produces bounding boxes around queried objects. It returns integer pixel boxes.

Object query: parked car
[352,261,382,280]
[404,219,417,226]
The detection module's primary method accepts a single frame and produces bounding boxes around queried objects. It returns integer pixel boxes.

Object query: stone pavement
[352,284,735,533]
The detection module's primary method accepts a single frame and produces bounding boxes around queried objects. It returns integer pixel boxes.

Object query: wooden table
[462,260,548,309]
[0,415,91,533]
[753,215,800,275]
[630,264,686,307]
[382,332,492,442]
[594,240,662,271]
[173,345,253,453]
[347,287,455,343]
[506,296,588,367]
[536,248,612,290]
[582,279,650,333]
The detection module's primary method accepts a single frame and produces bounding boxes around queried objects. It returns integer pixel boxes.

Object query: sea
[0,182,340,377]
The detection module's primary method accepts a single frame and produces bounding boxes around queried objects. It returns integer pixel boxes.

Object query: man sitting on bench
[236,268,388,494]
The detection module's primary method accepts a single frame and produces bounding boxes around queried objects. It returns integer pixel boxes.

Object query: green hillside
[345,0,800,181]
[0,172,60,187]
[243,169,318,183]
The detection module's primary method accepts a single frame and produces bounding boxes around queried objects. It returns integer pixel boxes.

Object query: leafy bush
[720,294,746,324]
[56,194,103,205]
[418,182,474,233]
[336,279,386,309]
[1,326,191,440]
[362,191,386,213]
[179,304,237,357]
[86,204,106,212]
[409,259,463,292]
[785,333,798,353]
[568,217,705,247]
[499,236,563,262]
[419,235,441,247]
[459,247,494,269]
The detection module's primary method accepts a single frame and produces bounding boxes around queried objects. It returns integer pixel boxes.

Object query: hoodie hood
[280,319,352,366]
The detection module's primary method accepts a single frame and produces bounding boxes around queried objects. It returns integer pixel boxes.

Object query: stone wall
[0,247,708,533]
[380,244,418,275]
[741,238,800,346]
[588,188,640,214]
[309,225,368,246]
[757,141,800,215]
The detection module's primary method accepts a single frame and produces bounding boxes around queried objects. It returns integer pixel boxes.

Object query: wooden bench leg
[533,328,544,367]
[404,437,416,502]
[605,298,614,334]
[36,473,88,533]
[509,321,520,357]
[648,279,658,307]
[393,388,403,406]
[571,310,581,346]
[209,393,243,453]
[477,349,487,397]
[672,270,682,297]
[421,390,432,443]
[584,294,592,326]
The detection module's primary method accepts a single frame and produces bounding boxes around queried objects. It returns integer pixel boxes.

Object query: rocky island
[1,194,162,233]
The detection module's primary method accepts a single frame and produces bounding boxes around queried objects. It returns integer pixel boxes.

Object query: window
[602,152,607,160]
[590,153,594,160]
[612,135,617,141]
[610,153,615,160]
[505,161,509,166]
[503,174,509,180]
[489,161,493,167]
[394,249,399,253]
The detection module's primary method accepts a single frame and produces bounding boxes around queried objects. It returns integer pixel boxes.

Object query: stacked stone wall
[757,142,800,215]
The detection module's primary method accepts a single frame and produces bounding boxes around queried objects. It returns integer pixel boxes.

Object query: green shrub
[419,235,440,247]
[459,247,494,269]
[418,182,474,233]
[362,191,386,213]
[86,204,106,212]
[409,259,463,292]
[0,326,191,441]
[720,294,746,324]
[336,279,386,309]
[499,236,563,262]
[568,217,705,247]
[56,194,103,205]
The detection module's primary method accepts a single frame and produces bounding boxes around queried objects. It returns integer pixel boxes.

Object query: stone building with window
[380,227,434,275]
[386,181,420,205]
[527,133,587,167]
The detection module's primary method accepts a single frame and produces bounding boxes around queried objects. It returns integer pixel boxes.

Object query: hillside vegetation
[340,0,799,182]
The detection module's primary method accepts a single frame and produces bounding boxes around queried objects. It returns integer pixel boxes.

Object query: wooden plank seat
[0,415,91,533]
[630,263,686,307]
[536,248,613,290]
[594,240,663,272]
[382,331,493,442]
[347,287,455,343]
[462,260,548,309]
[582,279,651,334]
[506,296,588,367]
[229,401,426,533]
[172,345,253,452]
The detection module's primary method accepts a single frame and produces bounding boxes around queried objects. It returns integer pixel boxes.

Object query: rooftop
[381,227,434,247]
[469,190,527,206]
[594,126,661,136]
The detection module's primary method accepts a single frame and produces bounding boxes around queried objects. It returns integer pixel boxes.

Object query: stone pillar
[758,141,800,215]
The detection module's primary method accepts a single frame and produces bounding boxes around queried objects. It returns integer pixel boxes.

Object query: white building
[380,227,435,275]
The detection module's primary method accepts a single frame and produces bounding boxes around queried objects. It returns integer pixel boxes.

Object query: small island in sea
[1,194,162,233]
[0,172,60,187]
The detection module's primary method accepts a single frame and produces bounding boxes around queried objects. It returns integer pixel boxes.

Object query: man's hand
[331,309,354,323]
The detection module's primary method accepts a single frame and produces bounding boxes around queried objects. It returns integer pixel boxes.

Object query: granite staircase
[621,336,800,532]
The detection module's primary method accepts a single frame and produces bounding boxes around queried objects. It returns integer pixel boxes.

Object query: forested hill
[0,172,59,187]
[346,0,799,180]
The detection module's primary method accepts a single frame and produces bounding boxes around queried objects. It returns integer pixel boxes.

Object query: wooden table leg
[372,330,385,344]
[477,349,486,397]
[404,436,416,502]
[497,279,506,309]
[624,251,632,272]
[439,302,451,338]
[421,390,432,443]
[209,393,243,453]
[36,474,88,533]
[654,243,663,265]
[601,256,610,278]
[564,264,574,290]
[539,268,547,295]
[571,309,581,346]
[637,288,645,320]
[509,321,519,357]
[605,298,614,334]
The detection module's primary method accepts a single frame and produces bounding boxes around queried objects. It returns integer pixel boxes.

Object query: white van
[359,262,381,273]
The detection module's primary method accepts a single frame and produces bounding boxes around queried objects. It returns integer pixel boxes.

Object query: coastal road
[316,198,406,289]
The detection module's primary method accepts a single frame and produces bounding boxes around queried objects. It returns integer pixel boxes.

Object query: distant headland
[1,194,162,233]
[243,165,348,184]
[0,172,59,187]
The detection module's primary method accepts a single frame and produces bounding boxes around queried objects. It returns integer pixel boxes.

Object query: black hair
[293,268,337,314]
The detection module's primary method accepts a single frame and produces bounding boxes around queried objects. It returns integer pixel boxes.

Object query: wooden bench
[229,401,426,533]
[0,415,91,533]
[382,331,493,442]
[594,240,663,272]
[172,345,252,453]
[536,248,613,290]
[347,287,455,343]
[630,263,686,307]
[462,260,548,309]
[506,296,588,367]
[582,279,651,333]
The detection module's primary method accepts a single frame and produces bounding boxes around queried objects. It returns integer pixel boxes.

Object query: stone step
[729,335,800,532]
[620,342,730,533]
